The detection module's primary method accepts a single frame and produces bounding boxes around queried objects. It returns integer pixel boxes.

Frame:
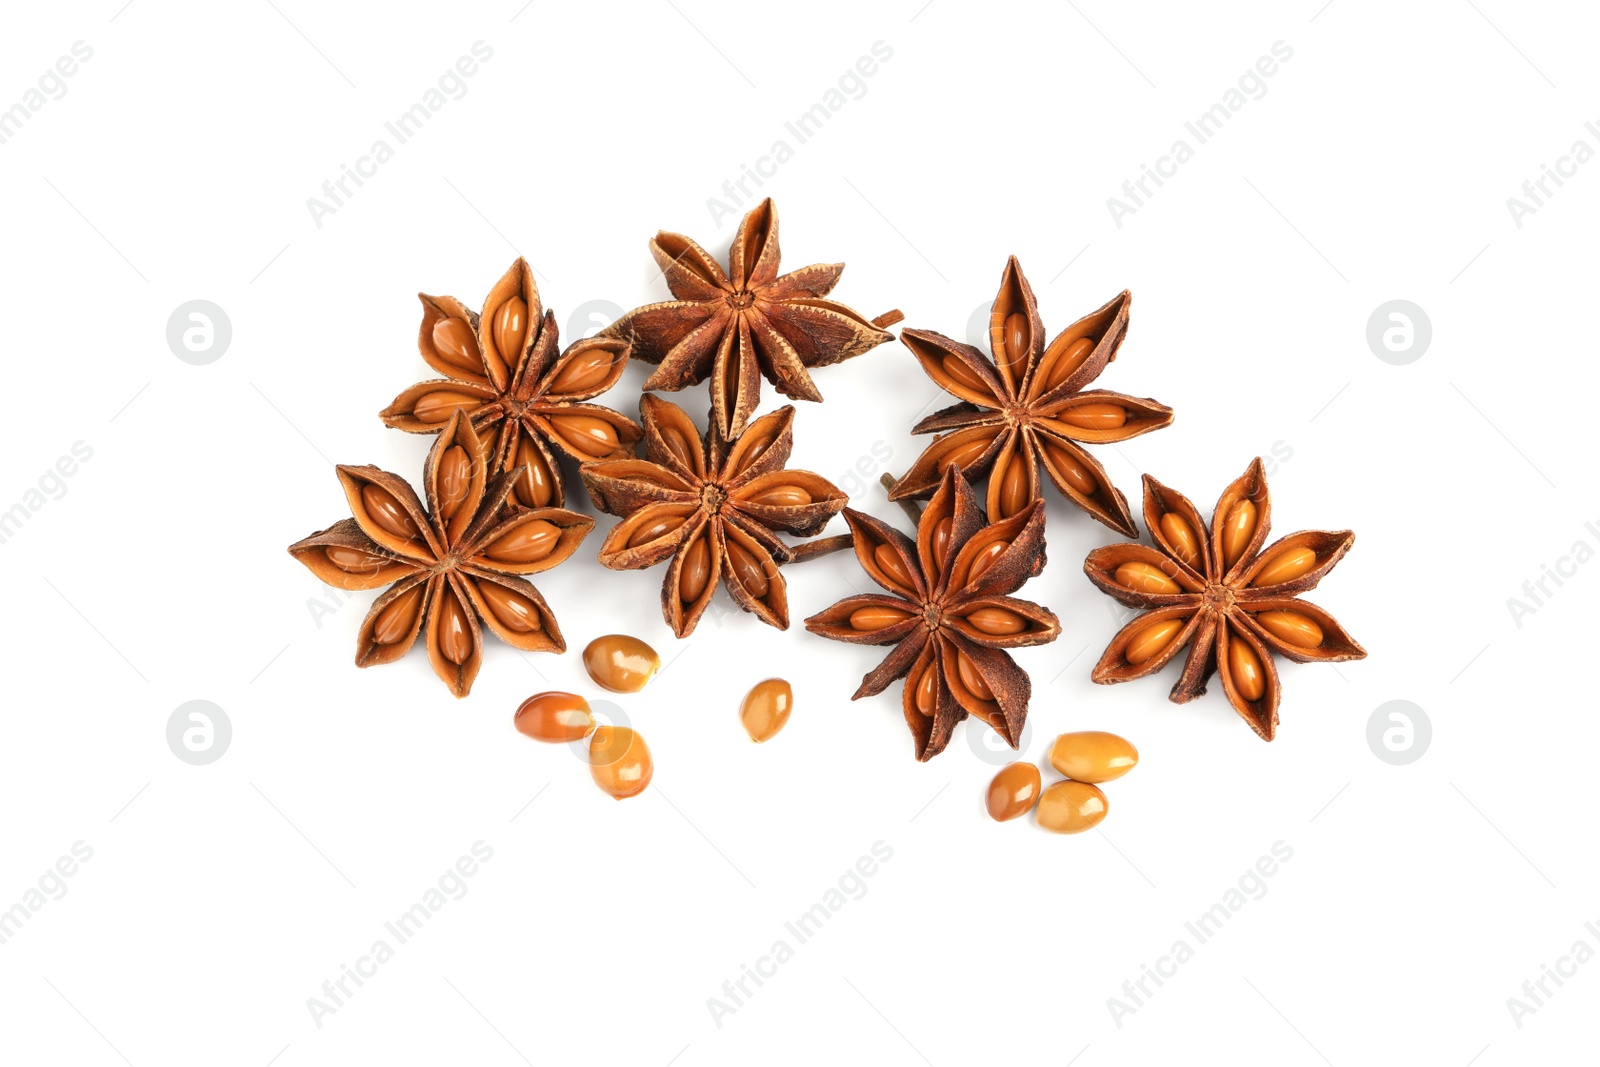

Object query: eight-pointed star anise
[380,257,642,509]
[805,466,1061,762]
[288,411,593,697]
[1083,458,1365,741]
[601,198,902,441]
[579,395,847,638]
[889,257,1173,535]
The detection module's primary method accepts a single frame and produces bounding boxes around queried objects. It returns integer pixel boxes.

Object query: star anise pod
[1083,458,1366,740]
[380,257,643,509]
[579,395,847,638]
[889,257,1173,535]
[805,466,1061,762]
[288,410,593,697]
[601,198,902,440]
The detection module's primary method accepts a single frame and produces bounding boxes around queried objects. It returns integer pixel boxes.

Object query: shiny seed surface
[485,519,561,564]
[1042,441,1096,496]
[413,390,479,424]
[627,513,687,549]
[961,541,1008,587]
[849,605,912,631]
[1251,546,1317,587]
[986,762,1042,821]
[938,437,992,472]
[478,581,541,633]
[1002,312,1030,380]
[361,484,422,541]
[955,649,994,701]
[941,354,988,393]
[550,347,615,394]
[1159,512,1202,570]
[739,678,792,742]
[325,545,386,574]
[661,426,696,469]
[1048,730,1139,783]
[1255,610,1324,648]
[1058,402,1127,431]
[1038,335,1094,393]
[725,539,770,598]
[679,539,711,602]
[437,445,471,521]
[996,454,1029,517]
[588,725,653,800]
[549,414,620,457]
[1228,636,1266,701]
[964,607,1027,635]
[1115,560,1181,595]
[514,691,595,743]
[373,586,422,645]
[746,484,813,508]
[493,296,528,366]
[931,517,953,571]
[1220,499,1257,568]
[437,591,472,664]
[1126,618,1183,665]
[913,660,937,715]
[431,316,480,372]
[513,442,554,507]
[873,543,915,593]
[1036,780,1109,834]
[582,634,661,693]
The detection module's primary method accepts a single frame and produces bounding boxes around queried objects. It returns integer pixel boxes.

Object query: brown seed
[1126,617,1183,665]
[485,519,561,564]
[627,513,687,549]
[413,390,480,424]
[1058,402,1128,431]
[1037,335,1095,394]
[437,591,472,665]
[582,634,661,693]
[995,454,1029,518]
[913,659,938,715]
[512,441,554,508]
[549,347,616,394]
[361,484,422,541]
[964,606,1027,636]
[1114,560,1181,596]
[940,354,989,394]
[373,586,423,645]
[938,436,992,472]
[931,517,953,571]
[955,649,993,701]
[1002,312,1030,381]
[733,430,777,470]
[493,296,528,367]
[431,316,480,373]
[478,581,541,633]
[1220,499,1257,568]
[1047,730,1139,783]
[849,605,913,631]
[588,725,653,800]
[437,445,472,521]
[873,542,916,593]
[1159,512,1202,571]
[324,545,386,574]
[679,538,711,602]
[660,426,696,470]
[958,541,1008,588]
[1255,610,1324,648]
[986,762,1042,822]
[514,691,595,743]
[1251,546,1318,587]
[1228,635,1266,701]
[548,414,620,457]
[739,678,792,742]
[1035,780,1109,834]
[1041,440,1096,496]
[725,539,770,599]
[745,484,813,508]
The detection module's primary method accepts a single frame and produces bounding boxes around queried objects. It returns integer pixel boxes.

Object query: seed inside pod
[1041,440,1096,497]
[627,513,687,549]
[477,581,541,633]
[1058,402,1128,432]
[1159,512,1202,570]
[493,296,528,367]
[1254,609,1324,648]
[548,414,620,457]
[582,634,661,693]
[549,347,616,394]
[1047,730,1138,783]
[739,678,792,742]
[437,445,472,521]
[361,484,423,541]
[431,316,480,372]
[964,606,1027,636]
[956,541,1008,588]
[725,539,770,598]
[1228,635,1266,701]
[1251,546,1318,587]
[413,390,480,424]
[660,426,696,469]
[931,517,953,571]
[588,725,652,800]
[913,659,937,715]
[680,538,711,602]
[994,453,1029,518]
[745,484,813,508]
[733,430,777,470]
[1035,780,1108,834]
[955,649,993,701]
[1126,617,1183,665]
[484,519,561,564]
[514,691,595,743]
[1220,499,1257,568]
[324,545,386,574]
[373,586,423,645]
[1037,335,1095,394]
[850,605,913,631]
[941,354,988,393]
[1114,561,1181,596]
[986,761,1042,822]
[437,591,472,664]
[873,542,915,592]
[1002,312,1030,381]
[938,436,992,472]
[512,441,554,508]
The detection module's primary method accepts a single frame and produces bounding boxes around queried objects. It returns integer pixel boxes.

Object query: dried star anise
[601,198,902,440]
[579,395,847,638]
[805,466,1061,761]
[1083,458,1366,740]
[889,257,1173,535]
[288,411,593,697]
[380,257,642,509]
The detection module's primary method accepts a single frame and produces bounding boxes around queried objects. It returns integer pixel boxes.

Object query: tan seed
[1037,335,1094,393]
[514,691,595,743]
[583,634,661,693]
[373,586,423,645]
[1228,636,1266,701]
[478,582,541,633]
[849,605,913,631]
[361,484,422,541]
[1114,560,1181,595]
[1252,546,1318,587]
[550,347,617,394]
[437,445,472,522]
[1058,402,1127,432]
[1047,730,1139,783]
[430,316,480,372]
[1036,780,1109,834]
[1255,610,1324,648]
[413,390,479,424]
[1220,499,1257,568]
[1125,618,1183,665]
[492,296,528,367]
[679,539,711,603]
[1159,512,1202,570]
[485,519,561,564]
[964,607,1027,636]
[739,678,793,743]
[588,725,652,800]
[986,762,1042,822]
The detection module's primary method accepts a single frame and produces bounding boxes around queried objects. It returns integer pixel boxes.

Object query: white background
[1,1,1594,1063]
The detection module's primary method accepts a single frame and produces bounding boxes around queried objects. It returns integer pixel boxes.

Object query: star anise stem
[878,472,923,525]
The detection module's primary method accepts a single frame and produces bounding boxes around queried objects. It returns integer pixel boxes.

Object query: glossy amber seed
[679,538,711,602]
[1002,312,1030,381]
[1047,730,1138,783]
[938,436,992,472]
[324,545,386,574]
[478,581,541,633]
[582,634,661,693]
[548,414,620,457]
[1220,499,1257,568]
[1042,440,1096,496]
[437,591,472,664]
[1255,610,1324,648]
[1126,618,1183,665]
[627,513,687,549]
[1252,546,1318,587]
[361,484,422,541]
[996,454,1029,517]
[739,678,793,742]
[660,426,696,470]
[959,541,1008,588]
[588,725,653,800]
[955,649,993,701]
[913,660,937,715]
[413,390,480,424]
[931,517,953,572]
[1058,402,1127,432]
[514,691,595,743]
[431,316,480,372]
[745,484,813,508]
[1036,780,1109,834]
[941,354,988,394]
[493,296,528,367]
[373,586,423,645]
[437,445,472,521]
[484,519,561,564]
[964,606,1027,636]
[849,605,913,631]
[1159,512,1202,571]
[1037,335,1094,394]
[1228,636,1266,701]
[725,539,770,598]
[512,441,554,508]
[1115,561,1181,595]
[873,542,915,593]
[986,761,1042,822]
[550,347,616,394]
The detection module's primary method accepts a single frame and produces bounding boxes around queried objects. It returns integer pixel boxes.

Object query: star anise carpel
[805,465,1061,762]
[380,257,643,510]
[1083,458,1365,741]
[889,257,1173,536]
[601,198,903,440]
[288,410,593,697]
[579,395,848,638]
